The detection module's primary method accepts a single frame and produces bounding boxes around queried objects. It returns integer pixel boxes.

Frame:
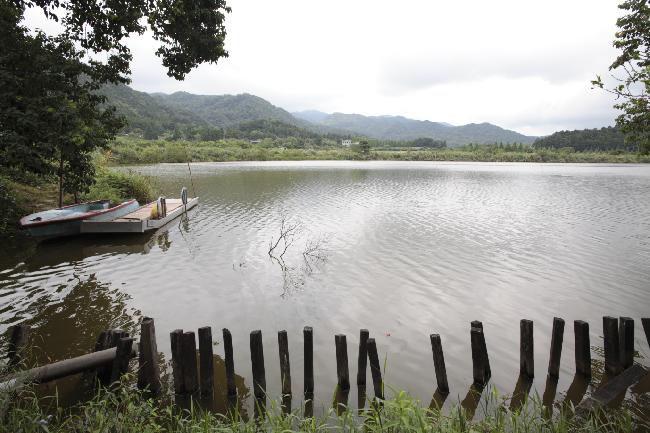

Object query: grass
[0,375,643,433]
[108,137,650,165]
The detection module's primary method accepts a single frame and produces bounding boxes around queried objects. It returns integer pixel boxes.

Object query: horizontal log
[577,364,647,414]
[0,346,137,392]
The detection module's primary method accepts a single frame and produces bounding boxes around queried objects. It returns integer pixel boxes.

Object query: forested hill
[533,127,634,151]
[102,84,536,144]
[293,112,536,146]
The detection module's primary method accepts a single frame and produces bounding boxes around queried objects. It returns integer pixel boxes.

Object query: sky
[25,0,624,136]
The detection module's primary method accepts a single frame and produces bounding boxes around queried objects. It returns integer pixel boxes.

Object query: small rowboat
[19,199,140,239]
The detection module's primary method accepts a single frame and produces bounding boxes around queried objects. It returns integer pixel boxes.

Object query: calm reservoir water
[2,161,650,415]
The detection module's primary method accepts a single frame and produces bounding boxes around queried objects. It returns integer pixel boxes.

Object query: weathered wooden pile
[4,316,650,416]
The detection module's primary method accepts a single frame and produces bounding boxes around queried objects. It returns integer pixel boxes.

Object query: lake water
[2,161,650,416]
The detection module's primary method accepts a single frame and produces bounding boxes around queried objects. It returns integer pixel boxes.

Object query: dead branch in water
[268,217,301,259]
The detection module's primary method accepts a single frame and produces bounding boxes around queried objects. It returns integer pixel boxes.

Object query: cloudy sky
[26,0,623,136]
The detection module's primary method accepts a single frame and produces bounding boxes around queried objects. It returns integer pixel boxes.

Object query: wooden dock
[81,197,198,234]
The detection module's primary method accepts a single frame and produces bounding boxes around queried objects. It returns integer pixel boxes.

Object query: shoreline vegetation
[109,137,650,165]
[1,378,641,433]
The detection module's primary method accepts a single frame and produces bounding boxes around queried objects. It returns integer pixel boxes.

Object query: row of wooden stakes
[166,316,650,403]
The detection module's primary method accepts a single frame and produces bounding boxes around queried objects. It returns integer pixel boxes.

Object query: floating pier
[81,197,198,234]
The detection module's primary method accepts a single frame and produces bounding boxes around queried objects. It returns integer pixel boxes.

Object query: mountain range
[101,84,536,145]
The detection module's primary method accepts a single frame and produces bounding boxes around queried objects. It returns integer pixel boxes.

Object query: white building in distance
[341,139,352,147]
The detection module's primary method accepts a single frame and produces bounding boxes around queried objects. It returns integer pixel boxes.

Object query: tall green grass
[0,376,642,433]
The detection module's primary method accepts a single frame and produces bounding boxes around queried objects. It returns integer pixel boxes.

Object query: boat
[19,199,140,239]
[81,195,199,234]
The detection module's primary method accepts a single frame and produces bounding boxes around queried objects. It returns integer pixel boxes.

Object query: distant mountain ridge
[293,111,536,145]
[101,84,536,145]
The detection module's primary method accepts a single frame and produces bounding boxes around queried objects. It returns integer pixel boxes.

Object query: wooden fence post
[357,329,369,386]
[7,324,30,367]
[520,320,534,378]
[250,330,266,400]
[170,329,185,394]
[548,317,564,378]
[430,334,449,394]
[304,327,314,395]
[181,331,199,394]
[367,338,383,400]
[198,327,214,398]
[222,328,236,397]
[603,316,621,376]
[619,317,634,370]
[138,317,161,395]
[278,330,291,396]
[335,334,350,391]
[642,318,650,348]
[470,324,490,385]
[110,337,134,383]
[574,320,591,377]
[471,321,491,376]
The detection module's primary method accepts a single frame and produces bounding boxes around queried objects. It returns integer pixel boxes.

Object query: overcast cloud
[25,0,624,136]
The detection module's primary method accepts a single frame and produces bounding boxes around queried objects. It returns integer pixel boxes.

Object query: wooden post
[642,318,650,348]
[97,329,127,385]
[250,330,266,400]
[7,324,30,366]
[304,326,314,394]
[110,337,134,383]
[603,316,621,376]
[278,330,291,396]
[430,334,449,394]
[181,331,199,394]
[471,321,491,377]
[356,329,369,386]
[335,334,350,391]
[222,328,236,397]
[520,320,534,378]
[574,320,591,377]
[198,327,214,398]
[619,317,634,370]
[170,329,185,394]
[548,317,564,378]
[470,325,489,385]
[137,317,161,395]
[367,338,383,399]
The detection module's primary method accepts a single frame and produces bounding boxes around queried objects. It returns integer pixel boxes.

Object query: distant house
[341,139,352,147]
[250,139,262,144]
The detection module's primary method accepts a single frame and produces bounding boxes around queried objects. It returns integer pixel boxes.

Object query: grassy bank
[1,379,641,433]
[108,137,650,164]
[0,165,156,238]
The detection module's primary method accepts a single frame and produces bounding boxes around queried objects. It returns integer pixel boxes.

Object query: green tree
[359,140,371,155]
[1,0,230,205]
[593,0,649,153]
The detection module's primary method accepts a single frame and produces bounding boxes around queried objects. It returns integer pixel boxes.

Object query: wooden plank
[110,337,134,383]
[619,317,634,369]
[356,329,369,386]
[222,328,236,397]
[137,317,161,395]
[430,334,449,394]
[181,332,199,394]
[304,327,314,394]
[548,317,564,378]
[335,334,350,391]
[520,319,534,378]
[367,338,383,400]
[7,324,30,367]
[574,320,591,377]
[250,330,266,400]
[603,316,621,376]
[278,330,291,396]
[577,364,648,413]
[198,327,214,398]
[170,329,184,394]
